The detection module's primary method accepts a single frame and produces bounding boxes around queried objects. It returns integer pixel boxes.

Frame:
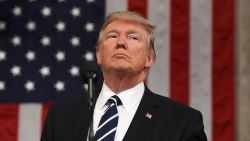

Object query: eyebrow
[106,28,141,34]
[105,29,119,34]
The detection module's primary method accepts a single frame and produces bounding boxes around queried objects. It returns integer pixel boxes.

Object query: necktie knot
[108,95,122,107]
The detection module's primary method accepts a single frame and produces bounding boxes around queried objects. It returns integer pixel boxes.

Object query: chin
[108,64,130,72]
[112,66,130,72]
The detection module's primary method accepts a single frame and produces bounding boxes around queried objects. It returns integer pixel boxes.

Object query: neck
[103,71,146,94]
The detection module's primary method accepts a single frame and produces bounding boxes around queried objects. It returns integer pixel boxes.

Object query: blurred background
[0,0,249,141]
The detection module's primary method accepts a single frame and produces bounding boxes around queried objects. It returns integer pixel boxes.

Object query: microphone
[80,60,102,109]
[80,61,101,141]
[81,61,101,83]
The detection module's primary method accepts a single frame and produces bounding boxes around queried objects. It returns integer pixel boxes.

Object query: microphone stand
[87,72,96,141]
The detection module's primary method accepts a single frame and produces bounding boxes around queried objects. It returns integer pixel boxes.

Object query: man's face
[96,19,154,75]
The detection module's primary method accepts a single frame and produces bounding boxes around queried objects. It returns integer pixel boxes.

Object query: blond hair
[96,11,156,59]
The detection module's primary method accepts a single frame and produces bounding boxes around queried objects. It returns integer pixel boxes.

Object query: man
[41,11,207,141]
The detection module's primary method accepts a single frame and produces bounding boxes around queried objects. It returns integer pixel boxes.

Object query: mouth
[113,53,129,59]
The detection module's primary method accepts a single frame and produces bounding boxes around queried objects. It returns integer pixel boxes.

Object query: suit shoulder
[147,92,204,130]
[149,92,201,115]
[49,96,87,114]
[143,90,207,140]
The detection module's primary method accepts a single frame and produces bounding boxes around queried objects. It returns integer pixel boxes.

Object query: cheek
[100,43,114,56]
[132,45,148,57]
[99,47,113,63]
[133,47,152,64]
[132,50,148,64]
[103,40,117,47]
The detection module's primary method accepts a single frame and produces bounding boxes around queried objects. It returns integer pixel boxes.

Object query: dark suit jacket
[40,87,207,141]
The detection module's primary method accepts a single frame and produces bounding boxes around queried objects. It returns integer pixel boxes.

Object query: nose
[116,36,127,49]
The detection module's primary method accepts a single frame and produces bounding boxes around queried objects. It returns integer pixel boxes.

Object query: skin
[96,19,155,94]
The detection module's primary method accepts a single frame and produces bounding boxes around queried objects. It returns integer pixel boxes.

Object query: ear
[145,51,155,68]
[96,47,102,65]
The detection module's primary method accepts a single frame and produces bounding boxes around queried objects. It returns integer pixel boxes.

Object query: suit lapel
[72,97,91,141]
[123,87,162,141]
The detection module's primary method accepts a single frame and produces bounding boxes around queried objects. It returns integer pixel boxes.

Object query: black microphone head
[80,61,102,83]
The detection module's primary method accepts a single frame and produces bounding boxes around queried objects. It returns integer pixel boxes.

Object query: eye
[107,33,118,39]
[128,34,139,40]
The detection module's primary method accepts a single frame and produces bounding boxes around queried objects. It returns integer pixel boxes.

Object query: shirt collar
[96,82,145,112]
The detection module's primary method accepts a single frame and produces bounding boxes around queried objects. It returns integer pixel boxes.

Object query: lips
[113,53,129,58]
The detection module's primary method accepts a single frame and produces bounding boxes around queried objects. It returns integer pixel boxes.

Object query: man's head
[97,11,156,56]
[96,11,156,78]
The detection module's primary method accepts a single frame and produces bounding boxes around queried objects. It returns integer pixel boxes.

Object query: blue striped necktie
[94,95,122,141]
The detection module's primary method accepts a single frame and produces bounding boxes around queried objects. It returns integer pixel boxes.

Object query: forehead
[104,19,147,34]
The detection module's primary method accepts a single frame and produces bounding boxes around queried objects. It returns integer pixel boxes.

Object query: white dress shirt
[93,82,145,141]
